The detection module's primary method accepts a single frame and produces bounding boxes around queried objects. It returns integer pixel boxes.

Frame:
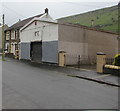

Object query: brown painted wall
[85,29,118,57]
[58,24,88,57]
[58,23,118,58]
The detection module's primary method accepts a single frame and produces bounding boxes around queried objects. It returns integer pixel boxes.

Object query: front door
[31,42,42,62]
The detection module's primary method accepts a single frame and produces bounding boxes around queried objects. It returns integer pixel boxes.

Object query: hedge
[113,54,120,66]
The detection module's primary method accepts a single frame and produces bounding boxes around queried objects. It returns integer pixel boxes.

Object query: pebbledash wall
[20,19,58,63]
[58,23,118,59]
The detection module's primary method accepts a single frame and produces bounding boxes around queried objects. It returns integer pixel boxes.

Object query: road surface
[2,57,118,109]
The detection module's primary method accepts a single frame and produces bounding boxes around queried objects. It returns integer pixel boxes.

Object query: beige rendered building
[58,22,118,64]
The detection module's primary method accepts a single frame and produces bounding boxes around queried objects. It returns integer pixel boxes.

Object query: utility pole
[118,2,120,53]
[2,14,5,61]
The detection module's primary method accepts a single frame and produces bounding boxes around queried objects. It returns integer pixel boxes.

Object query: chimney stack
[45,8,48,14]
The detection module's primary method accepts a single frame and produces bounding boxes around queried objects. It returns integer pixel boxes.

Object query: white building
[20,13,58,63]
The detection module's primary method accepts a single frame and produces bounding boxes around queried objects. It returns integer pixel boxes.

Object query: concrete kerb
[13,59,120,87]
[67,75,120,87]
[66,67,120,87]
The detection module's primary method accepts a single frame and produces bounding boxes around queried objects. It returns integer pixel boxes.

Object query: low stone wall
[103,65,120,76]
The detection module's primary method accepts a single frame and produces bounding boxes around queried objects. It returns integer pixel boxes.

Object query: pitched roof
[5,14,44,31]
[58,21,118,35]
[20,17,57,31]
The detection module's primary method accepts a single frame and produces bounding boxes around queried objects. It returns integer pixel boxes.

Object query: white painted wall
[20,21,58,43]
[19,19,58,61]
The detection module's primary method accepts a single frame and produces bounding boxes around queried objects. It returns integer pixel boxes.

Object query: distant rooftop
[5,14,44,31]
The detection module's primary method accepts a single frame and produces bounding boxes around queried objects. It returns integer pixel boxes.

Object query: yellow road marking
[92,74,111,79]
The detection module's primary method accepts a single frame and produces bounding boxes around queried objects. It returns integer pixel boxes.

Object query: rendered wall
[85,29,118,57]
[20,20,58,63]
[58,24,88,56]
[58,23,118,64]
[59,24,118,57]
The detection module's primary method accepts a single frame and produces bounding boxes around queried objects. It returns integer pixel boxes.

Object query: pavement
[2,57,119,109]
[66,66,119,87]
[24,59,119,87]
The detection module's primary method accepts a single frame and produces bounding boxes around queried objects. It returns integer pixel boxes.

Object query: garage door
[31,42,42,62]
[20,42,30,60]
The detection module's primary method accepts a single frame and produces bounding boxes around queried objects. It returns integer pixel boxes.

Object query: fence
[65,54,97,70]
[105,57,114,65]
[66,54,96,65]
[65,54,114,71]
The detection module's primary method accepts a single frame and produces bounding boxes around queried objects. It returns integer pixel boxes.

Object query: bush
[113,54,120,66]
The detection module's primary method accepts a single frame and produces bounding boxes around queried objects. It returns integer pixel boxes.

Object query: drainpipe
[41,25,45,42]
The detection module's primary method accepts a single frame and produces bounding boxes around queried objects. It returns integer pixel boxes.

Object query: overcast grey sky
[0,1,119,26]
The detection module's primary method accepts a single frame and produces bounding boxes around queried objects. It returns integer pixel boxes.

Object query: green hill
[58,5,119,33]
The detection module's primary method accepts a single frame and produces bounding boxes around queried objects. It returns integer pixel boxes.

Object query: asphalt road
[2,57,118,109]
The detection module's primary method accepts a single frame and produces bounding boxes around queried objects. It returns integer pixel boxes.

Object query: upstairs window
[35,21,37,25]
[35,31,39,36]
[15,30,17,39]
[6,31,10,40]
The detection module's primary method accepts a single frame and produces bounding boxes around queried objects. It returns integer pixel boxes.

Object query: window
[11,30,15,39]
[15,44,18,50]
[15,30,19,39]
[35,31,39,36]
[6,31,10,40]
[35,21,37,25]
[15,30,17,39]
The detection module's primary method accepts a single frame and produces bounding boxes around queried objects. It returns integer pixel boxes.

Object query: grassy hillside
[58,5,118,33]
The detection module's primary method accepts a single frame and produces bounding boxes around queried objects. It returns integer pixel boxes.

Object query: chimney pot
[45,8,48,14]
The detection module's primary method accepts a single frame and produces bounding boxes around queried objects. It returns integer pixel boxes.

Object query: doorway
[31,42,42,62]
